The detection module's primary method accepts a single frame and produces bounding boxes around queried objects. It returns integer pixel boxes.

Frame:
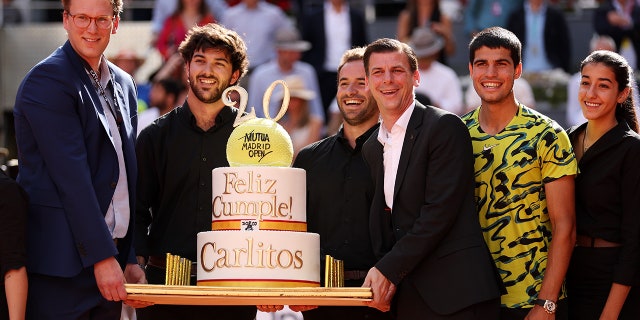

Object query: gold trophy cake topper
[223,80,294,167]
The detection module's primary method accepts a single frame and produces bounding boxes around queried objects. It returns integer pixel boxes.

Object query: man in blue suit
[13,0,146,319]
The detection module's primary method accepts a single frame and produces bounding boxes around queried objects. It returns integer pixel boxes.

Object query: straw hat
[275,26,311,52]
[109,48,145,67]
[409,27,444,58]
[275,75,316,101]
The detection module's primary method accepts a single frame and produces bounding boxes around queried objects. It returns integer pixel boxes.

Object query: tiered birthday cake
[197,84,320,287]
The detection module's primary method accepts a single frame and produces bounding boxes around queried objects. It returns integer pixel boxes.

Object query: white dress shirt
[416,61,464,115]
[221,1,292,68]
[96,61,130,239]
[378,102,415,209]
[323,1,351,72]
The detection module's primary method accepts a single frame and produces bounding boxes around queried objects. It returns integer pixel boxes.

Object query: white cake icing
[210,167,307,232]
[198,166,320,287]
[197,230,320,287]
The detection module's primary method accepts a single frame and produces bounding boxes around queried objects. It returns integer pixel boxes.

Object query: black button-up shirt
[135,103,237,261]
[293,123,380,275]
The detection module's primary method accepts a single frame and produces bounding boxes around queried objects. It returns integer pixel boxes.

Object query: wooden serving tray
[125,284,372,306]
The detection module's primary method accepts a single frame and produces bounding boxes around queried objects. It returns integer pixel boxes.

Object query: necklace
[582,126,591,154]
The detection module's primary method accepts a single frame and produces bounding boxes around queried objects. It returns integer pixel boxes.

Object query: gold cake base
[125,284,372,306]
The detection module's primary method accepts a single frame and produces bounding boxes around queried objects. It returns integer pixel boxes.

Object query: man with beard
[134,23,256,320]
[137,78,184,135]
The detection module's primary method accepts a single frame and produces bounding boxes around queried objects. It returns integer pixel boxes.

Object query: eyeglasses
[65,12,115,29]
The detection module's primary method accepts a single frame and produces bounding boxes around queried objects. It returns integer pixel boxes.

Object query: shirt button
[202,157,207,162]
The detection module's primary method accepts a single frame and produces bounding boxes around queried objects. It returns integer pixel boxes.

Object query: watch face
[544,300,556,313]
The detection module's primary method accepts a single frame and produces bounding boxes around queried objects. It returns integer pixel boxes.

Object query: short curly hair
[178,23,249,84]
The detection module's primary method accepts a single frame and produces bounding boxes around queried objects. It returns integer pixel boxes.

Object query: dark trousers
[499,299,568,320]
[1,281,9,320]
[136,265,256,320]
[303,306,393,320]
[567,246,640,320]
[26,268,121,320]
[393,281,500,320]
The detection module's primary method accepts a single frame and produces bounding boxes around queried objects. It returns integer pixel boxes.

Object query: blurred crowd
[2,0,640,160]
[2,2,640,320]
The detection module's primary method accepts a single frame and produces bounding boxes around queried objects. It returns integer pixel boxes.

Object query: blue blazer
[14,41,138,277]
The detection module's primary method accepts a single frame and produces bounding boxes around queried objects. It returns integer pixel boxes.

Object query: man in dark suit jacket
[13,0,146,318]
[506,0,572,73]
[300,0,368,120]
[361,38,503,319]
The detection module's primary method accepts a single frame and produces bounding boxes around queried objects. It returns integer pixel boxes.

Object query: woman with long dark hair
[566,50,640,319]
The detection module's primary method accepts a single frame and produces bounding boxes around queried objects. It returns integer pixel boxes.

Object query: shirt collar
[178,101,237,133]
[336,122,380,150]
[325,1,348,14]
[378,101,415,143]
[395,101,416,131]
[98,57,111,88]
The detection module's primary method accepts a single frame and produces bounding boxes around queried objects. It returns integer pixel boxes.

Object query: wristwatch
[534,299,557,314]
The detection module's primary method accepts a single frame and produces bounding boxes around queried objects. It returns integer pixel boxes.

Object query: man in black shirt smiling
[134,23,256,320]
